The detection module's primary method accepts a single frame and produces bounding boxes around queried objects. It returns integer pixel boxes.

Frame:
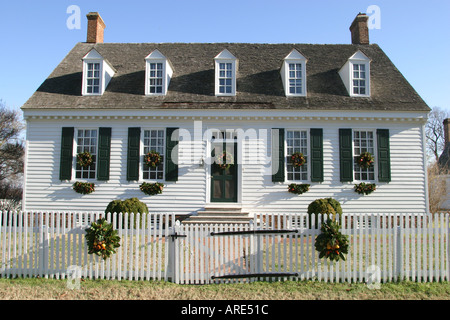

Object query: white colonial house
[21,13,431,219]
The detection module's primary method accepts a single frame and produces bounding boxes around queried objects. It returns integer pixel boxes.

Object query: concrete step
[182,207,252,224]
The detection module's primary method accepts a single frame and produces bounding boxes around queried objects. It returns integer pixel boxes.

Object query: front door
[210,141,238,202]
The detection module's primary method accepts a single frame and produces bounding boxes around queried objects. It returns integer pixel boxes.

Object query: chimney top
[86,12,106,44]
[350,13,369,45]
[444,118,450,146]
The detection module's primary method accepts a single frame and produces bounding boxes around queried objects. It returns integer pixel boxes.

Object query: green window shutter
[339,128,353,182]
[165,127,179,182]
[310,128,324,182]
[97,127,111,181]
[59,127,74,181]
[272,128,285,182]
[377,129,391,182]
[127,127,141,181]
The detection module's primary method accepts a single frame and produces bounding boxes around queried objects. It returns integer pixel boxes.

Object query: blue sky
[0,0,449,113]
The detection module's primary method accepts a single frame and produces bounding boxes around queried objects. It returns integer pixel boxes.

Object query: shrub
[105,197,149,228]
[307,198,342,227]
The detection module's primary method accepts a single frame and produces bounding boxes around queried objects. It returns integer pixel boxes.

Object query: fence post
[167,220,179,284]
[396,225,403,281]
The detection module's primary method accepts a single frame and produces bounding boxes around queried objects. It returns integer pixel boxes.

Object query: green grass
[0,277,449,300]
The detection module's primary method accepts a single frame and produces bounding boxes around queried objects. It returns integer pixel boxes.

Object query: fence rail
[0,211,449,285]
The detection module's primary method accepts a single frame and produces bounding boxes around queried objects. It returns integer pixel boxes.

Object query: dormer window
[339,50,371,97]
[86,62,101,94]
[214,49,237,96]
[281,49,307,97]
[82,49,115,96]
[145,50,173,96]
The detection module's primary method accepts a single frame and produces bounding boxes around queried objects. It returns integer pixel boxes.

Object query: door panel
[211,142,238,202]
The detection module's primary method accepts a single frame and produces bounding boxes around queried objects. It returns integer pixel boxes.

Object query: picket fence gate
[0,211,449,285]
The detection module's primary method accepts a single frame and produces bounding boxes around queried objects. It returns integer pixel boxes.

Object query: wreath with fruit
[72,181,95,195]
[85,218,121,260]
[77,151,93,168]
[139,182,164,196]
[144,151,162,168]
[215,151,234,170]
[290,152,306,167]
[314,219,349,262]
[357,152,375,169]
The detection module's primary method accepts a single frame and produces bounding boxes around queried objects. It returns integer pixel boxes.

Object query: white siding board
[24,116,427,215]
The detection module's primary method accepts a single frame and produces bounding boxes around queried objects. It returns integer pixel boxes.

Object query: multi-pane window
[148,63,163,94]
[352,64,366,95]
[218,63,233,94]
[143,129,165,180]
[286,130,308,181]
[76,129,97,179]
[353,130,375,181]
[288,63,303,95]
[86,63,101,94]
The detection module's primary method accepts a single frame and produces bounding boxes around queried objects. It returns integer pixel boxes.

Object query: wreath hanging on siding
[144,151,162,168]
[73,181,95,195]
[77,151,93,168]
[85,218,121,260]
[357,152,375,169]
[354,182,377,195]
[288,183,310,195]
[290,152,306,167]
[215,151,234,170]
[314,219,349,262]
[139,182,164,196]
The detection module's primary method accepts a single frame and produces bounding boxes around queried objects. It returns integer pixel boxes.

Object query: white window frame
[285,129,309,182]
[214,49,237,96]
[147,62,165,95]
[82,60,103,96]
[145,50,173,96]
[351,63,369,97]
[353,129,377,182]
[73,128,98,181]
[281,49,307,97]
[141,128,166,182]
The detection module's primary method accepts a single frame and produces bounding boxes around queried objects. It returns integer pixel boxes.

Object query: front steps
[182,207,252,224]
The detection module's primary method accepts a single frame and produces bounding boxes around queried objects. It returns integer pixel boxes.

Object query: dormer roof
[22,43,430,112]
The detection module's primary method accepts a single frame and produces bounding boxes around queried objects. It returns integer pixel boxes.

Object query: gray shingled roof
[22,42,430,111]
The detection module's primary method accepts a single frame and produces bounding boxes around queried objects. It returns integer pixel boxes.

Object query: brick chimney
[86,12,106,43]
[350,13,369,45]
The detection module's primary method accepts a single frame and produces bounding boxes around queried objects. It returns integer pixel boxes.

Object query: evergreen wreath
[288,183,310,195]
[357,152,375,169]
[144,151,162,168]
[215,151,234,170]
[77,151,93,168]
[139,182,164,196]
[354,182,377,195]
[85,218,121,260]
[290,152,306,167]
[314,219,349,262]
[72,181,95,195]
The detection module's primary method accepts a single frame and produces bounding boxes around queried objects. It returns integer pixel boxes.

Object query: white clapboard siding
[24,116,427,214]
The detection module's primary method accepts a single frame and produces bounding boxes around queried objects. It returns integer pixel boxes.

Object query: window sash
[86,63,101,94]
[218,62,233,94]
[286,130,308,181]
[353,130,375,181]
[148,63,164,94]
[352,64,367,95]
[143,129,165,180]
[288,63,303,94]
[75,129,98,179]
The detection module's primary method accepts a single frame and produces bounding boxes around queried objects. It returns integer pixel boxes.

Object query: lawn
[0,277,449,300]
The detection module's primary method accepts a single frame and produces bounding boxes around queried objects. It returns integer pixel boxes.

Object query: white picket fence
[1,211,449,285]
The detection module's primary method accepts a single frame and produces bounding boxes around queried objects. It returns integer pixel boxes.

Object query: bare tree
[425,106,450,163]
[0,100,25,201]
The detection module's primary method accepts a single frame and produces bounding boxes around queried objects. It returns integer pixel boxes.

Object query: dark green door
[211,142,238,202]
